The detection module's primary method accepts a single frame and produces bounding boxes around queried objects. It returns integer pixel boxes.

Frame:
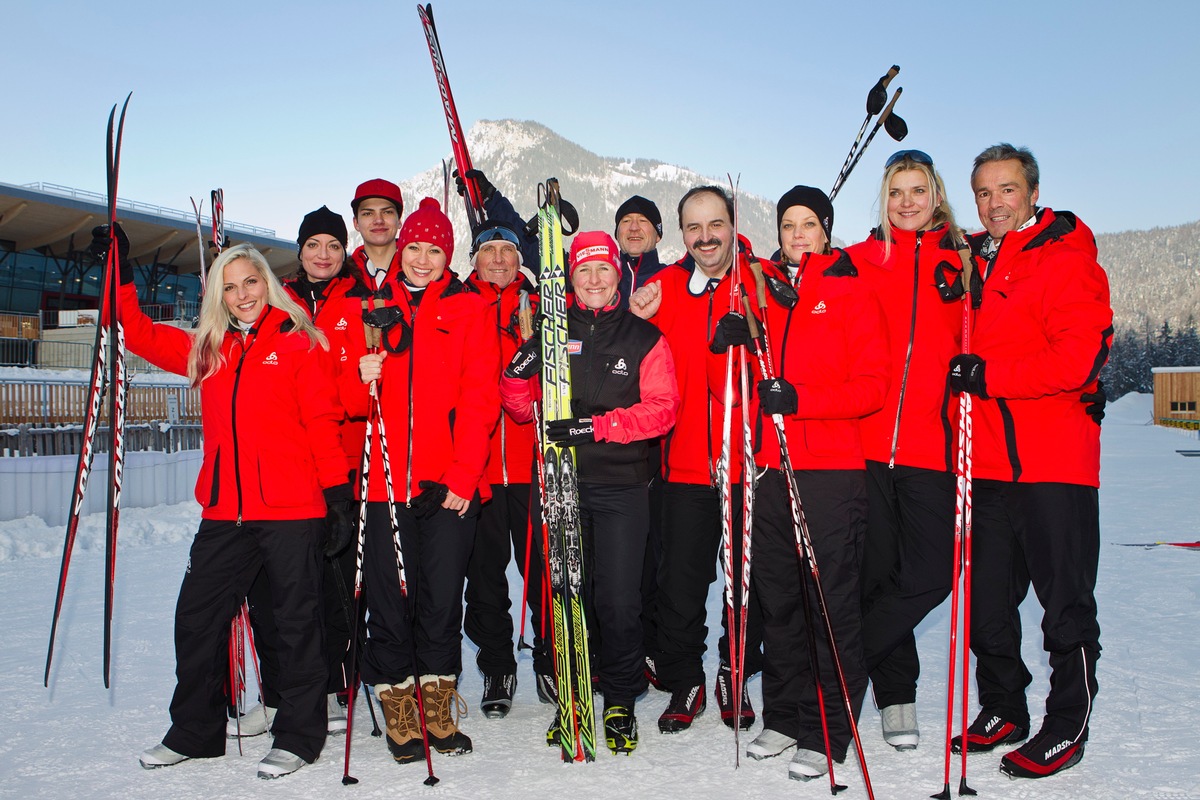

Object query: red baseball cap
[351,178,404,215]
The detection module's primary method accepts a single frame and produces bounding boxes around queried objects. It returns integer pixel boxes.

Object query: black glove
[710,312,756,354]
[90,223,133,284]
[322,484,356,557]
[758,378,798,416]
[411,480,449,519]
[546,418,595,447]
[505,334,542,379]
[1080,380,1106,426]
[934,259,983,308]
[949,354,988,398]
[454,168,496,202]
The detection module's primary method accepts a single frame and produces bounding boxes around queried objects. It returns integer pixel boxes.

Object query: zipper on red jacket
[498,296,509,486]
[889,232,924,468]
[405,300,418,506]
[230,319,261,525]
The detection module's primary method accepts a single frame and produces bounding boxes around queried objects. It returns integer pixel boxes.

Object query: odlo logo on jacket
[335,317,349,331]
[612,357,629,376]
[263,351,279,365]
[811,300,828,315]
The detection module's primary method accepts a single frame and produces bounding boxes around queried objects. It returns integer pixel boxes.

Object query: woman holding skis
[355,197,500,764]
[500,230,679,755]
[720,186,889,782]
[845,150,966,753]
[125,240,352,780]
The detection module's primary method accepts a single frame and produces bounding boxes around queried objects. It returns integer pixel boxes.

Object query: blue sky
[6,0,1198,244]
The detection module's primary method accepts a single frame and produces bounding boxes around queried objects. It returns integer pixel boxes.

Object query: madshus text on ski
[43,3,1112,791]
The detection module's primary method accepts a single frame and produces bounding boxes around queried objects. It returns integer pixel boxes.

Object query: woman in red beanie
[356,197,500,763]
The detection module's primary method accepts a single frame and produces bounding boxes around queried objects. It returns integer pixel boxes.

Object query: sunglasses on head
[885,149,934,169]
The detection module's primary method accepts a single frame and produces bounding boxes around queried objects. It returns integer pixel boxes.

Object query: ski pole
[830,66,900,200]
[830,88,906,201]
[932,240,977,799]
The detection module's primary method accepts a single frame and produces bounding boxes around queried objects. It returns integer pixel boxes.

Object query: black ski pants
[464,482,551,677]
[970,479,1100,738]
[754,469,867,762]
[579,482,650,708]
[241,539,360,705]
[860,460,955,707]
[640,459,663,656]
[163,518,326,763]
[360,501,476,684]
[652,481,762,691]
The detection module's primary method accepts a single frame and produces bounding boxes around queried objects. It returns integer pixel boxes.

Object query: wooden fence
[0,379,200,426]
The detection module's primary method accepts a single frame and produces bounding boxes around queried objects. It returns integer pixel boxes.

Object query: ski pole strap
[361,299,382,350]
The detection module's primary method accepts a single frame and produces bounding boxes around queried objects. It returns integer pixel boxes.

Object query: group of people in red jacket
[128,140,1110,783]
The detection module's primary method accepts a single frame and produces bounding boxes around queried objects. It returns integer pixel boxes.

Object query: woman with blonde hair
[845,149,967,753]
[119,239,352,779]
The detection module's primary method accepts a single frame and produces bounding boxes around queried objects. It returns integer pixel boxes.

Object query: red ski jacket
[467,274,539,487]
[642,251,751,486]
[285,269,373,475]
[117,283,347,521]
[364,269,501,504]
[750,250,891,472]
[847,225,963,472]
[967,209,1112,487]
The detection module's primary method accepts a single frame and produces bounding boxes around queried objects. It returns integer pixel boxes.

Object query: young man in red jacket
[462,222,552,717]
[949,144,1112,779]
[630,186,763,734]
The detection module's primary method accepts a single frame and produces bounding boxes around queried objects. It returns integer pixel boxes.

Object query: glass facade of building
[0,242,202,316]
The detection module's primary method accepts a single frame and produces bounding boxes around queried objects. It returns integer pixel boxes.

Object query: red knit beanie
[398,197,455,264]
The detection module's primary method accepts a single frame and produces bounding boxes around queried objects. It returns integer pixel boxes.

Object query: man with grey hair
[947,143,1112,778]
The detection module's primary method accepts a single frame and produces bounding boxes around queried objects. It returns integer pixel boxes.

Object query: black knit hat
[776,186,834,246]
[297,205,348,252]
[614,195,663,238]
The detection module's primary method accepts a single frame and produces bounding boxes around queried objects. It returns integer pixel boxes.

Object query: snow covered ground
[2,393,1198,799]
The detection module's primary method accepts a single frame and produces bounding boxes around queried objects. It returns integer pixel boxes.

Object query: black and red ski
[417,3,485,231]
[45,93,132,689]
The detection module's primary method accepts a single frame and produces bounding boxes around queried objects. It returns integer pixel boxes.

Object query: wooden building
[1152,366,1200,430]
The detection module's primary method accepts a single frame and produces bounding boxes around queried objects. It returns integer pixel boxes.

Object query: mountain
[397,119,1199,337]
[396,119,786,272]
[1096,220,1200,333]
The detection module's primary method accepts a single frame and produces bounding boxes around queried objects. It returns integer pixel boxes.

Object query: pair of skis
[716,178,755,764]
[829,66,908,201]
[44,95,132,690]
[537,179,595,762]
[188,188,225,295]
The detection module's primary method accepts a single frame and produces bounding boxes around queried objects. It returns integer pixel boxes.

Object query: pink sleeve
[500,374,537,424]
[593,336,680,443]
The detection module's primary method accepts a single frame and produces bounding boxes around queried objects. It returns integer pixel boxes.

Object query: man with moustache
[949,144,1112,778]
[629,186,762,734]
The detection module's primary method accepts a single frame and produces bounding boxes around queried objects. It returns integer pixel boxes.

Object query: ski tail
[211,188,225,254]
[417,3,484,231]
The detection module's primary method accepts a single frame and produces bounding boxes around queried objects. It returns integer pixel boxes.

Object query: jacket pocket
[195,446,220,508]
[256,453,322,510]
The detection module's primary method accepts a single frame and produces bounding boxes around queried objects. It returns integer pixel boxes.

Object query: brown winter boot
[420,675,472,755]
[378,681,423,763]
